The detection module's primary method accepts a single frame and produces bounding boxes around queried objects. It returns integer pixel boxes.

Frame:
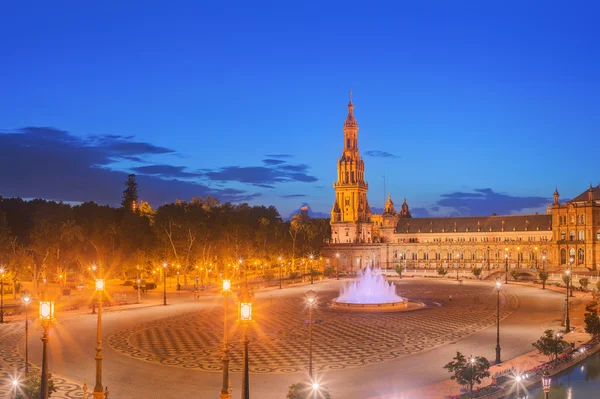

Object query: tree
[121,174,139,211]
[472,268,482,279]
[395,264,404,279]
[584,311,600,336]
[579,278,590,291]
[532,329,570,363]
[437,266,448,276]
[510,269,520,282]
[539,272,549,289]
[286,381,331,399]
[443,352,490,395]
[597,280,600,293]
[15,370,57,398]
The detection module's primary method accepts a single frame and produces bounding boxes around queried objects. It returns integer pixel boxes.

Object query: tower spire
[349,89,353,104]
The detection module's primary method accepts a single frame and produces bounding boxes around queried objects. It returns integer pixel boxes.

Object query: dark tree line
[0,181,330,294]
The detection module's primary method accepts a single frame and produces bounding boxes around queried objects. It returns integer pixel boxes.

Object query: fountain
[331,267,408,312]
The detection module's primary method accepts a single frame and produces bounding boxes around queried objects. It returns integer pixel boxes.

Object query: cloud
[132,164,202,178]
[262,159,286,166]
[435,188,549,216]
[265,154,293,159]
[281,194,307,198]
[0,127,258,206]
[364,150,400,159]
[204,161,318,187]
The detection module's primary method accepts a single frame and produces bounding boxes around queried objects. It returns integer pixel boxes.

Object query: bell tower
[331,91,372,243]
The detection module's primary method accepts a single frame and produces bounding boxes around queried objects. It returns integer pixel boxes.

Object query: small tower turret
[553,187,560,205]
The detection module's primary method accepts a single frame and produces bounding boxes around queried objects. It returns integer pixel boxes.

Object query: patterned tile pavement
[0,323,84,398]
[108,281,517,375]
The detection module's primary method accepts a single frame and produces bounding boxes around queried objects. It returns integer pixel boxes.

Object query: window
[560,248,566,265]
[472,253,476,260]
[569,231,575,241]
[346,138,351,148]
[597,230,600,240]
[561,231,566,240]
[578,230,585,241]
[578,248,584,264]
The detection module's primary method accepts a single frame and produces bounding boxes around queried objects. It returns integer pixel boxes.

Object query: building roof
[569,184,600,203]
[395,214,552,234]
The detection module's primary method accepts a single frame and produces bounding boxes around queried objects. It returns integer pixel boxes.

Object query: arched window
[578,248,584,264]
[560,248,567,265]
[597,230,600,240]
[569,248,575,264]
[578,230,585,241]
[569,231,575,241]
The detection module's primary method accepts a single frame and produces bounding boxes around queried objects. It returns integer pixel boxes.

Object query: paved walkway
[0,279,574,398]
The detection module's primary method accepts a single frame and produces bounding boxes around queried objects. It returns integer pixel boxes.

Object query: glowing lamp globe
[95,279,105,291]
[239,302,252,321]
[223,279,231,292]
[542,371,551,391]
[39,301,55,321]
[306,289,317,306]
[21,294,32,305]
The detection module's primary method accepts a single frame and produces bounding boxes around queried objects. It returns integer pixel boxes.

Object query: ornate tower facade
[331,92,373,244]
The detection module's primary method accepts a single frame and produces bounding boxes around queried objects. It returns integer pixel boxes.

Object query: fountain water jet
[332,267,408,311]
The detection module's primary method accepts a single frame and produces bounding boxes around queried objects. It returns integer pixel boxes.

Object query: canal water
[504,351,600,398]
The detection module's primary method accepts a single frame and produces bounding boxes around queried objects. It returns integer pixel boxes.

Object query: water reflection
[504,352,600,398]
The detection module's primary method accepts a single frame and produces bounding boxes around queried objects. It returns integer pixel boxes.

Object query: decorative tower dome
[399,197,412,218]
[384,193,396,215]
[553,187,560,205]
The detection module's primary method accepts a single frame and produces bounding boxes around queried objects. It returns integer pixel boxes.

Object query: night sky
[1,1,598,219]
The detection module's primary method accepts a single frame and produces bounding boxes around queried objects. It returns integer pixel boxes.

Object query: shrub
[579,278,589,290]
[15,371,57,398]
[437,267,448,276]
[324,267,334,277]
[123,280,134,286]
[287,381,331,399]
[472,268,482,279]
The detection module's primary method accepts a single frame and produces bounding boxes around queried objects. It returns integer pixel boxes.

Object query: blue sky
[0,1,598,218]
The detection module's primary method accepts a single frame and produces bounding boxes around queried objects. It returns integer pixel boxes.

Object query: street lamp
[335,253,340,280]
[456,253,460,281]
[278,257,283,290]
[39,300,55,399]
[220,279,231,399]
[309,254,314,284]
[495,280,502,364]
[22,293,32,374]
[542,254,547,289]
[542,371,551,399]
[565,269,571,333]
[162,262,167,306]
[93,278,105,399]
[487,247,490,271]
[305,290,317,380]
[0,267,5,324]
[176,270,180,291]
[238,284,254,399]
[505,249,509,284]
[554,332,561,363]
[569,257,575,297]
[517,246,521,269]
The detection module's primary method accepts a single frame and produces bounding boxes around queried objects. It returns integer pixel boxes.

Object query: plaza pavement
[1,278,575,398]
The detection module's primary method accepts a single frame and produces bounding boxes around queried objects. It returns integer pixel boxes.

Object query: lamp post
[305,290,317,380]
[554,332,561,363]
[565,269,571,333]
[22,293,32,374]
[39,300,55,399]
[569,257,575,297]
[309,254,314,284]
[495,280,502,364]
[542,371,551,399]
[220,279,231,399]
[238,284,254,399]
[335,253,340,280]
[176,270,180,291]
[534,247,539,269]
[0,267,5,324]
[162,262,167,306]
[542,254,547,289]
[456,253,460,281]
[505,249,509,284]
[93,278,105,399]
[278,257,283,290]
[517,246,521,269]
[487,247,490,271]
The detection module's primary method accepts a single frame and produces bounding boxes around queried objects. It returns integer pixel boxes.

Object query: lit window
[578,230,585,241]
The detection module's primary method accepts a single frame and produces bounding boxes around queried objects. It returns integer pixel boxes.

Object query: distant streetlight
[163,262,168,306]
[278,256,283,289]
[469,356,476,398]
[542,254,547,289]
[220,279,231,399]
[335,253,340,280]
[565,268,571,332]
[39,300,55,399]
[504,249,509,284]
[93,278,105,399]
[306,290,317,380]
[495,280,502,364]
[0,267,5,323]
[238,284,254,399]
[456,253,460,281]
[21,293,32,374]
[309,254,314,284]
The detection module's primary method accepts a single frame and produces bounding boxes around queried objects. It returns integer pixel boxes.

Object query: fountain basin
[331,299,409,312]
